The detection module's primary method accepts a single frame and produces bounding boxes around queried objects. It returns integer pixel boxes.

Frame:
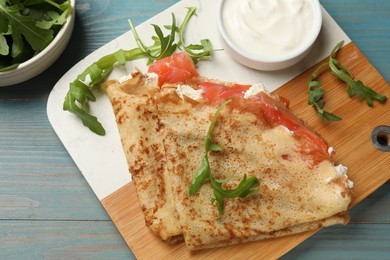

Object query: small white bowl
[0,0,76,87]
[217,0,322,71]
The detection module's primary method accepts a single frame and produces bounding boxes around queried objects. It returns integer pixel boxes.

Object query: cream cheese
[280,125,294,135]
[118,74,133,84]
[244,83,267,99]
[334,164,348,178]
[145,72,158,86]
[324,177,333,184]
[175,81,268,101]
[324,164,353,189]
[327,146,334,157]
[176,84,204,100]
[222,0,316,58]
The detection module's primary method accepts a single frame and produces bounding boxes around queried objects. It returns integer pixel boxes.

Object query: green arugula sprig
[308,40,387,121]
[308,62,342,121]
[63,7,213,135]
[128,13,177,65]
[329,41,387,106]
[189,99,260,215]
[177,7,213,64]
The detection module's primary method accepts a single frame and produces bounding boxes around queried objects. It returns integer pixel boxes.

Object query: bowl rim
[0,0,76,83]
[216,0,323,64]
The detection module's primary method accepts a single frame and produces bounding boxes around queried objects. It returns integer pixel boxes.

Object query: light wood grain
[101,42,390,259]
[102,182,316,260]
[276,42,390,207]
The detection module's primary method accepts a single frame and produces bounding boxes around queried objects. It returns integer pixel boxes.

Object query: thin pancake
[103,72,352,250]
[103,75,182,243]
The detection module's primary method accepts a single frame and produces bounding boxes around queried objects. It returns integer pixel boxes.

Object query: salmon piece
[199,81,329,165]
[148,52,198,86]
[150,54,329,165]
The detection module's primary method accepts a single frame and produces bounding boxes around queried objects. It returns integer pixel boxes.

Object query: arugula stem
[43,0,61,10]
[189,99,260,215]
[177,7,214,63]
[128,20,148,53]
[189,99,231,196]
[308,62,341,121]
[308,40,386,121]
[63,7,214,135]
[178,7,197,46]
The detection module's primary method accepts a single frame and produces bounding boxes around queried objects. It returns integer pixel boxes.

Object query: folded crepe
[103,55,352,250]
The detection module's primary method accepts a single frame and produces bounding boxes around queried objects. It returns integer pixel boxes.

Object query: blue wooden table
[0,0,389,259]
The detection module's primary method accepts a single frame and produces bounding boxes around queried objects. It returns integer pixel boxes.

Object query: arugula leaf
[308,40,386,121]
[346,80,387,106]
[308,62,342,121]
[189,99,260,215]
[328,41,387,106]
[23,0,72,12]
[0,0,72,70]
[63,48,146,135]
[210,174,260,215]
[188,98,226,196]
[0,1,53,54]
[0,33,8,55]
[128,14,177,65]
[35,9,69,30]
[63,7,215,135]
[63,80,105,135]
[177,7,214,64]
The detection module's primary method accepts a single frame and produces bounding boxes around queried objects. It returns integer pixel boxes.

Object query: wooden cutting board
[101,42,390,259]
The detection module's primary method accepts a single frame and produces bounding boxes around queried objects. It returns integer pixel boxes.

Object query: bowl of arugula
[0,0,75,87]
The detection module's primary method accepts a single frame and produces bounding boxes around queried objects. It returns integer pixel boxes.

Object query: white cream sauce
[222,0,316,58]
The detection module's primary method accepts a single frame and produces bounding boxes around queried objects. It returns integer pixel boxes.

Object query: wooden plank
[0,220,135,260]
[0,220,388,260]
[283,181,390,259]
[349,181,390,223]
[101,42,390,259]
[71,0,179,53]
[275,42,390,206]
[102,183,390,260]
[102,183,317,260]
[282,223,390,260]
[322,1,390,76]
[0,101,110,220]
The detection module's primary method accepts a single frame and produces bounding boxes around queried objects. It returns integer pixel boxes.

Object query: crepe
[103,69,352,250]
[102,75,182,243]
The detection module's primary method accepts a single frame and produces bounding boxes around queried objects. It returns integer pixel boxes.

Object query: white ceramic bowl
[217,0,322,71]
[0,0,76,87]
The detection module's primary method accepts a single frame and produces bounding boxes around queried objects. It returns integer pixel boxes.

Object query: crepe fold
[103,73,352,250]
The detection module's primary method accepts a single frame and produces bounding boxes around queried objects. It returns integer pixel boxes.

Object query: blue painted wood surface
[0,0,389,259]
